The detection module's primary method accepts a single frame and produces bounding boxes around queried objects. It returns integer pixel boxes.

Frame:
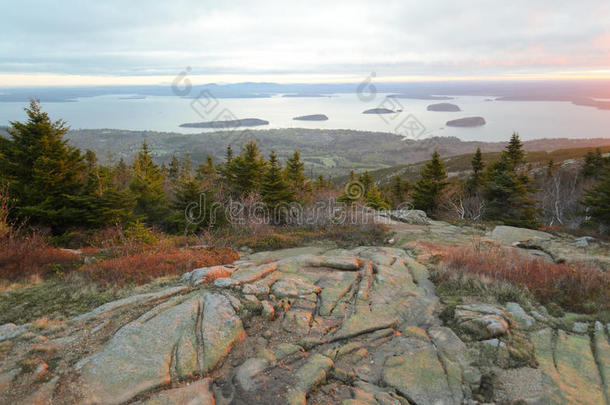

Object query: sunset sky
[2,0,610,86]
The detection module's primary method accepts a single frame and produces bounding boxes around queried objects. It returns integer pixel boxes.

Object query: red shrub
[441,245,610,312]
[82,247,238,286]
[0,232,82,281]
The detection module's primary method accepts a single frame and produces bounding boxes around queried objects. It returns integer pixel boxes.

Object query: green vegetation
[411,151,448,214]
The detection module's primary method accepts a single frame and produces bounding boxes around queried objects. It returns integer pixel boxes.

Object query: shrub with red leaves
[0,232,82,281]
[82,247,239,286]
[441,245,610,312]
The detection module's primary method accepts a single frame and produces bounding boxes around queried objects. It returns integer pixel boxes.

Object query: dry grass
[437,244,610,313]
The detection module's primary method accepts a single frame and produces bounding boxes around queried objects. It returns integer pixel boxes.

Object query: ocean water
[1,93,609,142]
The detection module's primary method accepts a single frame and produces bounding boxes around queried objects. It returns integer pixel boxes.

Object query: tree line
[0,100,320,235]
[1,100,607,236]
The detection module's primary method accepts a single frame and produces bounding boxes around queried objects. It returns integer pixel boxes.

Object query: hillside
[337,144,610,186]
[3,126,606,178]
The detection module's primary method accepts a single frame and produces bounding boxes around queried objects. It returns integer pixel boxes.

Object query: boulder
[381,209,429,225]
[76,293,244,404]
[489,225,553,245]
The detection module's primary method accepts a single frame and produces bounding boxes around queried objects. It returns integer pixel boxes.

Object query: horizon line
[2,71,610,88]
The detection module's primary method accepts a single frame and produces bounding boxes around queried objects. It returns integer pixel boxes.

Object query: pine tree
[222,139,266,196]
[0,99,87,230]
[169,178,219,234]
[582,148,604,178]
[365,185,390,210]
[168,154,181,180]
[130,143,168,225]
[260,151,294,222]
[389,176,410,208]
[285,150,306,192]
[465,147,485,194]
[358,171,373,193]
[411,151,448,214]
[583,158,610,232]
[314,175,328,190]
[196,155,216,182]
[506,132,525,169]
[482,154,538,228]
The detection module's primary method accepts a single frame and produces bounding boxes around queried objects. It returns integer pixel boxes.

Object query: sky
[1,0,610,86]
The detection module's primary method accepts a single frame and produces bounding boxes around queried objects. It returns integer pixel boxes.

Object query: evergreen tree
[130,143,168,225]
[506,132,525,169]
[582,148,604,178]
[222,139,266,196]
[482,154,538,228]
[358,171,373,193]
[260,151,294,222]
[465,147,485,194]
[365,185,390,210]
[388,176,410,208]
[0,99,87,230]
[583,163,610,232]
[169,178,218,234]
[411,151,448,214]
[168,154,181,180]
[196,155,216,182]
[285,150,306,193]
[314,175,328,190]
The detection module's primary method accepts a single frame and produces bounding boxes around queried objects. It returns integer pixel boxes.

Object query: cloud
[0,0,608,83]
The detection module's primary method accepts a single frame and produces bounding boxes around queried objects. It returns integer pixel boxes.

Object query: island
[446,117,486,127]
[179,118,269,129]
[427,103,461,112]
[292,114,328,121]
[362,108,396,114]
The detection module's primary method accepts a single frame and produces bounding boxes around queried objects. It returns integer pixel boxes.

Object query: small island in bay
[180,118,269,128]
[427,103,461,112]
[446,116,486,127]
[362,108,396,114]
[293,114,328,121]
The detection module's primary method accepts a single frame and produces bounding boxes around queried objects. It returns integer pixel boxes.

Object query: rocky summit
[0,221,609,404]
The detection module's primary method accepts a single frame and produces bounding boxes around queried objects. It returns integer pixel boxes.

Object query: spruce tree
[583,159,610,232]
[260,151,294,222]
[314,175,328,190]
[506,132,525,169]
[169,177,218,234]
[465,147,485,194]
[168,155,181,180]
[582,148,604,178]
[411,151,448,214]
[358,171,373,193]
[0,99,86,230]
[482,154,538,228]
[130,143,168,225]
[365,185,390,210]
[285,150,306,193]
[389,176,410,208]
[222,139,266,196]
